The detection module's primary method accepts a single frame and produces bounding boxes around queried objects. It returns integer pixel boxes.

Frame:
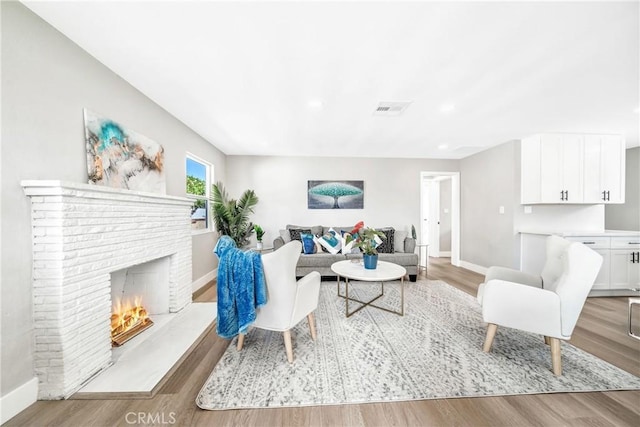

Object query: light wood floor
[7,258,640,426]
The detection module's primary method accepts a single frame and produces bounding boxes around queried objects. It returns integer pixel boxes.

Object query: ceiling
[23,1,639,159]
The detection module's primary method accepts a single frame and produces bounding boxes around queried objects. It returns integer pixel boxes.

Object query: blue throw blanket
[214,236,267,339]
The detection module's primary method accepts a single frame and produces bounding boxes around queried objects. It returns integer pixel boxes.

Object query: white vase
[256,241,263,250]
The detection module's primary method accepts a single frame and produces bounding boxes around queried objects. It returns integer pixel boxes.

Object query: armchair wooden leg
[236,333,245,351]
[483,323,498,353]
[283,330,294,364]
[544,336,550,345]
[549,338,562,376]
[307,313,317,341]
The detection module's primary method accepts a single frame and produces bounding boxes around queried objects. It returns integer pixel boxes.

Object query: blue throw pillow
[300,233,316,254]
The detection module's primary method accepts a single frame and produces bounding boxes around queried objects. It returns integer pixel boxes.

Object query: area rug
[196,280,640,410]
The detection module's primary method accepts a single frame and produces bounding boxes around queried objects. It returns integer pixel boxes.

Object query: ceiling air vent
[374,101,412,116]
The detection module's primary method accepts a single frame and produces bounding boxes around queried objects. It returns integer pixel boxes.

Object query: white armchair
[478,236,603,375]
[237,240,321,363]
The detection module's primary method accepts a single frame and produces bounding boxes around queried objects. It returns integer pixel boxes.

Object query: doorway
[420,172,460,267]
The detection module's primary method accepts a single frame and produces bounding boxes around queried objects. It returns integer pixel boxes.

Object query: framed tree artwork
[307,180,364,209]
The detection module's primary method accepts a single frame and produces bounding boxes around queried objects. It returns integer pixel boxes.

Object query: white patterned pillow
[317,228,342,255]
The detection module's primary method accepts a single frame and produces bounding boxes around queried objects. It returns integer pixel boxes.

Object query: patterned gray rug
[197,280,640,410]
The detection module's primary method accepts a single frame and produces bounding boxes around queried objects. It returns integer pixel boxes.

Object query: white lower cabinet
[566,235,640,293]
[592,249,611,290]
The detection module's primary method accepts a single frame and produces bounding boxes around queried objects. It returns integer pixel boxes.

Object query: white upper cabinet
[583,134,625,203]
[539,134,583,203]
[521,133,625,204]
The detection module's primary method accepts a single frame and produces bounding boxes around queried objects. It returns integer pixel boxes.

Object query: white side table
[252,245,273,254]
[416,243,429,275]
[629,298,640,340]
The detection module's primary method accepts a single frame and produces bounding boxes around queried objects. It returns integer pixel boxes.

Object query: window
[186,154,213,232]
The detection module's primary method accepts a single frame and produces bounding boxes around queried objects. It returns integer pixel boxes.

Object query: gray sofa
[273,224,419,281]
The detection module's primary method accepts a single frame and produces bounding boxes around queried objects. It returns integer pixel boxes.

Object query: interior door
[421,179,440,258]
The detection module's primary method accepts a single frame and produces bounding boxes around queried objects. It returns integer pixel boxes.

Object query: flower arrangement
[345,221,386,255]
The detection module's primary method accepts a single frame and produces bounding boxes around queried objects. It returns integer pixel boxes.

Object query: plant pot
[256,241,263,250]
[363,254,378,270]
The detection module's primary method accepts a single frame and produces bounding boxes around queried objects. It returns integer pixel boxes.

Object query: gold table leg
[336,275,404,317]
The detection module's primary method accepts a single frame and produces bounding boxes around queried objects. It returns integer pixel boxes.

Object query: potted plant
[346,222,386,269]
[212,182,259,248]
[253,224,265,249]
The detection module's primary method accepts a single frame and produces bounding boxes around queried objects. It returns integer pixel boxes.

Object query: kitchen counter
[519,229,640,237]
[519,230,639,297]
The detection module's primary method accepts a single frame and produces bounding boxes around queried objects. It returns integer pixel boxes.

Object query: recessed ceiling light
[307,100,324,110]
[440,104,455,113]
[437,144,449,150]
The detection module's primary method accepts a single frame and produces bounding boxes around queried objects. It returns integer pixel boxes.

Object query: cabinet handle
[628,242,640,245]
[560,190,565,201]
[602,191,607,201]
[565,190,569,201]
[582,241,596,245]
[606,191,610,201]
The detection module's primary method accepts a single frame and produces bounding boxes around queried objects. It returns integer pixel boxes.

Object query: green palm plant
[212,182,259,248]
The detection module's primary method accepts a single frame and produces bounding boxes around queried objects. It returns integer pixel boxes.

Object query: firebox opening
[110,257,170,347]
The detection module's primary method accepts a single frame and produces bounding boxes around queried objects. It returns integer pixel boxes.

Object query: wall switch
[499,206,505,214]
[524,206,532,214]
[444,208,449,214]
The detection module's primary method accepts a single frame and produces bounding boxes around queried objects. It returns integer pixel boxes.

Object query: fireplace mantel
[22,180,193,399]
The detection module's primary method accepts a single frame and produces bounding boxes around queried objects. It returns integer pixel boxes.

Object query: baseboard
[438,251,451,257]
[459,260,488,276]
[192,270,217,293]
[1,377,38,424]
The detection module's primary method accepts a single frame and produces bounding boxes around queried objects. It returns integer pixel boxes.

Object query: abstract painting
[308,180,364,209]
[84,109,166,193]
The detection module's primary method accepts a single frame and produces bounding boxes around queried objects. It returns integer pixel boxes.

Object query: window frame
[185,153,214,235]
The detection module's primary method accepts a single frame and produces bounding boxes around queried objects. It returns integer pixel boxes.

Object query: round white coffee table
[331,260,407,317]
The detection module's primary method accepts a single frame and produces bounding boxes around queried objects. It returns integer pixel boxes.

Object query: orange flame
[110,296,150,339]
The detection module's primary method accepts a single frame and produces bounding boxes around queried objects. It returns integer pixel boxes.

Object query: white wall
[460,140,606,270]
[226,156,459,246]
[0,1,225,406]
[606,147,640,231]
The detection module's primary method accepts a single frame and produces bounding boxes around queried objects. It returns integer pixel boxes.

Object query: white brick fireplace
[22,181,193,399]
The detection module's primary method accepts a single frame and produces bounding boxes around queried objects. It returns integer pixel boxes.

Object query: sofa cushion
[376,227,395,253]
[317,228,342,254]
[378,252,419,265]
[300,233,317,254]
[288,224,323,237]
[394,230,407,253]
[289,228,312,251]
[298,253,345,268]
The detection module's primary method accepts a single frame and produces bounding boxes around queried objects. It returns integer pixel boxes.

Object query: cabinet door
[592,249,610,290]
[560,134,583,203]
[583,135,625,203]
[583,135,603,203]
[521,136,541,204]
[610,250,640,290]
[540,134,564,202]
[539,134,583,203]
[600,135,625,203]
